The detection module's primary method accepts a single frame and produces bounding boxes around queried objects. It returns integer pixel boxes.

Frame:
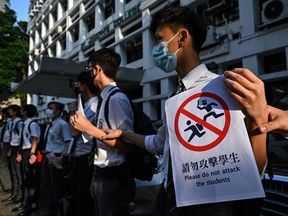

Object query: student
[4,105,23,206]
[40,101,72,216]
[70,48,135,215]
[69,71,99,216]
[0,108,12,195]
[15,104,41,216]
[99,5,267,216]
[224,68,288,135]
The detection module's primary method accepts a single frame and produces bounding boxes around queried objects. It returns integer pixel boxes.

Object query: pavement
[0,191,44,216]
[0,191,21,216]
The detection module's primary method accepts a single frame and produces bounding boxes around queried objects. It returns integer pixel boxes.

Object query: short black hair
[77,71,99,94]
[150,5,207,54]
[7,104,21,116]
[22,104,38,118]
[48,101,64,112]
[1,107,8,115]
[88,48,121,80]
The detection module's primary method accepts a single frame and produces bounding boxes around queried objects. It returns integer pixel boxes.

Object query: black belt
[45,152,61,157]
[22,148,31,152]
[94,162,131,178]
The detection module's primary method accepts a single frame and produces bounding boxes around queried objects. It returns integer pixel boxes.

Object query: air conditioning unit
[261,0,288,24]
[57,26,63,34]
[202,25,218,48]
[34,48,40,56]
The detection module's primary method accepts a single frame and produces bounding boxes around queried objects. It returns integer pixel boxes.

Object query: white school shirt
[10,117,24,147]
[45,117,72,154]
[94,82,134,168]
[144,64,218,187]
[2,119,12,143]
[22,118,41,150]
[74,96,98,156]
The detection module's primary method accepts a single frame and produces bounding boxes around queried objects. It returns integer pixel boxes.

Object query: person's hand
[29,154,37,164]
[259,106,288,134]
[99,129,123,140]
[6,149,11,157]
[70,111,93,133]
[16,153,22,163]
[90,177,95,198]
[224,68,268,126]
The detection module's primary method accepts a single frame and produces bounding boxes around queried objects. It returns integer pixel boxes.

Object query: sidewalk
[0,192,20,216]
[0,191,43,216]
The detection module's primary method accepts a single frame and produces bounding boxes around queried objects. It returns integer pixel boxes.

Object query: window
[263,52,287,74]
[60,36,66,51]
[86,13,95,32]
[61,0,68,12]
[51,9,58,24]
[72,25,79,42]
[265,80,288,105]
[196,0,239,27]
[125,36,143,63]
[104,0,115,19]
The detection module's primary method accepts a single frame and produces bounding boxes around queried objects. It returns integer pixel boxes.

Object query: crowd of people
[0,4,287,216]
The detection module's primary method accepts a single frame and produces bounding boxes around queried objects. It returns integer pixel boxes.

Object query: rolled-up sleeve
[144,120,166,155]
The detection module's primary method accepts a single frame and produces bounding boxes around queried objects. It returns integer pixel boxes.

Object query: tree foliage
[0,6,28,101]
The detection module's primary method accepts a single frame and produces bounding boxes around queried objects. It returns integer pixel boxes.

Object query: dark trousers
[70,154,95,216]
[92,163,135,216]
[0,143,12,190]
[10,146,22,201]
[21,149,38,209]
[40,155,65,215]
[167,196,263,216]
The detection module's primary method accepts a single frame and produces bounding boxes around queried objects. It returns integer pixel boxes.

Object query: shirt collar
[24,118,32,124]
[52,117,61,124]
[100,82,117,99]
[181,64,210,89]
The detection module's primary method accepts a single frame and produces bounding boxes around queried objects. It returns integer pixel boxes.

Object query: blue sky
[10,0,29,22]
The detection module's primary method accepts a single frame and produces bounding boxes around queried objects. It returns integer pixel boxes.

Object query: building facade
[24,0,288,214]
[0,0,10,11]
[26,0,288,121]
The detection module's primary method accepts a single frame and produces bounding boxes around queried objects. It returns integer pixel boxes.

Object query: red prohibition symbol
[174,92,231,152]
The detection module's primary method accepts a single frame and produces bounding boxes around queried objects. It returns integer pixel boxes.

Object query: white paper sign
[165,75,265,207]
[77,94,92,143]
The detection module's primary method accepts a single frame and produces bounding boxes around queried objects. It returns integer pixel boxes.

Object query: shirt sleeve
[30,122,41,139]
[107,93,134,132]
[144,119,166,155]
[61,121,72,142]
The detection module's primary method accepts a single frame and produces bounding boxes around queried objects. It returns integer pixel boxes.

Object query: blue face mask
[152,32,181,73]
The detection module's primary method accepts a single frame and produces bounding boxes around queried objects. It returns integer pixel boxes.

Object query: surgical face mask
[152,32,181,73]
[45,109,54,119]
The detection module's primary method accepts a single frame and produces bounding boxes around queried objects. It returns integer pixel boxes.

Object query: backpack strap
[13,120,22,135]
[0,123,6,142]
[27,120,37,134]
[104,87,123,129]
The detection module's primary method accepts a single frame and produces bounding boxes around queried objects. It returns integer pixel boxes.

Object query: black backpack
[104,87,157,181]
[27,120,47,150]
[13,120,23,135]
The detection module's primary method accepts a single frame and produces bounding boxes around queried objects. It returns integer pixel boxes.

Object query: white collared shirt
[45,117,72,154]
[94,82,134,168]
[75,96,98,156]
[21,118,41,150]
[144,64,218,186]
[10,117,23,147]
[2,118,12,143]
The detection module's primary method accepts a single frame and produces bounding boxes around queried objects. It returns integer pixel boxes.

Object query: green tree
[0,6,28,102]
